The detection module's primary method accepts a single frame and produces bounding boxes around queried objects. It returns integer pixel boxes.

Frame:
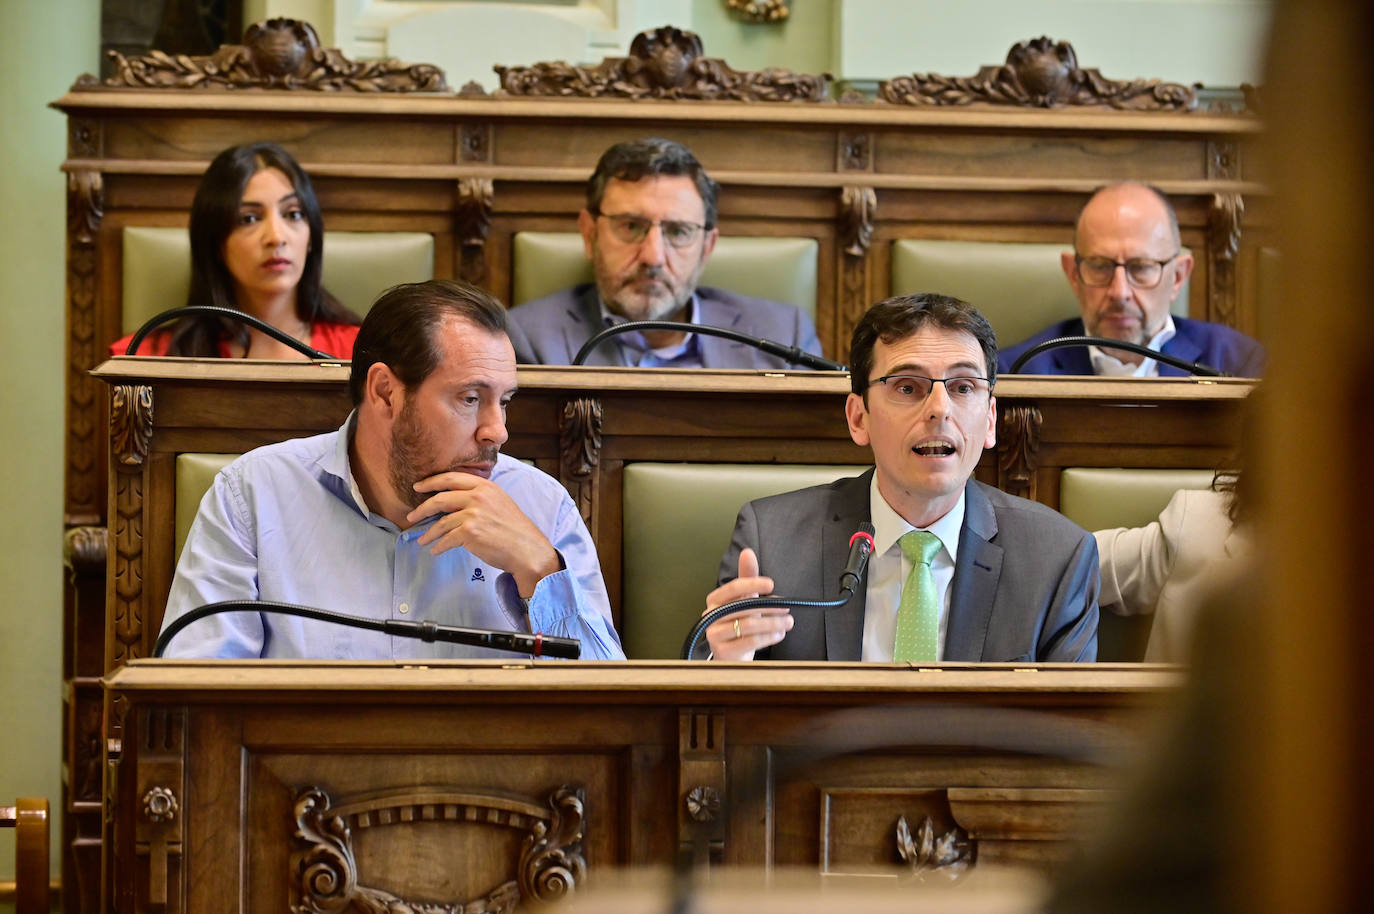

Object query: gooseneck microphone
[680,523,876,661]
[153,600,581,659]
[124,305,335,359]
[1006,335,1225,377]
[572,320,847,371]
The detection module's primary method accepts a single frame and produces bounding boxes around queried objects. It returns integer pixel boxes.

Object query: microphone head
[848,524,875,553]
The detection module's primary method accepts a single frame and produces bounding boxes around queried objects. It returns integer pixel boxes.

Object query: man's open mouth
[913,438,956,457]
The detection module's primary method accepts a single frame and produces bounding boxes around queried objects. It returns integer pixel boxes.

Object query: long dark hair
[166,143,358,356]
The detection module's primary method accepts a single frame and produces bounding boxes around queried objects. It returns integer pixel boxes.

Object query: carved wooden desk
[104,661,1179,913]
[91,359,1252,655]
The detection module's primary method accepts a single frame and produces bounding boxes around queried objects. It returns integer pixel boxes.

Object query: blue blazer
[505,283,824,369]
[998,316,1266,377]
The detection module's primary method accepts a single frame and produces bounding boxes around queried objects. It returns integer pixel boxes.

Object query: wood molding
[66,168,102,522]
[110,384,152,668]
[1208,192,1245,328]
[133,707,186,911]
[292,785,586,913]
[837,185,877,361]
[679,710,727,864]
[559,397,603,531]
[100,18,447,92]
[457,177,494,286]
[997,404,1042,501]
[880,37,1198,110]
[496,26,829,102]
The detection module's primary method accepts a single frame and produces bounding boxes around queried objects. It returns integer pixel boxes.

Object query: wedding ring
[733,618,742,639]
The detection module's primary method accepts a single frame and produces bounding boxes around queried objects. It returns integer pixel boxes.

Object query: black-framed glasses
[869,374,992,407]
[1074,253,1179,289]
[594,211,707,249]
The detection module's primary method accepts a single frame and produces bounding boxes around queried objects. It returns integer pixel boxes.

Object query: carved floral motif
[102,18,448,92]
[110,384,152,666]
[880,37,1197,110]
[839,185,877,257]
[496,26,828,102]
[293,786,585,914]
[67,170,103,519]
[559,398,603,529]
[997,405,1042,501]
[111,384,154,468]
[1208,193,1245,327]
[457,178,494,286]
[896,815,971,880]
[725,0,791,23]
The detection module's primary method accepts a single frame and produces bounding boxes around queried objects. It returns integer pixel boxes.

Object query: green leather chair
[510,232,819,319]
[889,239,1191,352]
[1058,467,1216,662]
[621,462,869,659]
[121,226,435,334]
[176,453,238,560]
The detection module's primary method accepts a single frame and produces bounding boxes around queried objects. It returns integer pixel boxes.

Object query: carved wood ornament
[456,178,494,286]
[837,186,877,362]
[997,404,1042,501]
[110,384,153,667]
[1208,193,1245,327]
[725,0,791,23]
[98,18,448,92]
[559,398,603,530]
[67,169,103,522]
[293,785,586,913]
[496,26,829,102]
[895,814,971,881]
[880,37,1197,110]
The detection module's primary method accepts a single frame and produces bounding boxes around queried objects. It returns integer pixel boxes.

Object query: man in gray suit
[504,138,823,368]
[706,293,1099,662]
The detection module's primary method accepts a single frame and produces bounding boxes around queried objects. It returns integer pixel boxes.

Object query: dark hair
[166,142,359,356]
[349,279,508,406]
[585,138,720,229]
[848,293,999,396]
[1074,181,1181,249]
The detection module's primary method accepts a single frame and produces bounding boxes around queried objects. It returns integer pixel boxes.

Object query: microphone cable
[572,319,847,371]
[124,305,336,359]
[1006,335,1225,377]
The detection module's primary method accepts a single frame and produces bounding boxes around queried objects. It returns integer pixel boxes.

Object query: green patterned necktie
[894,530,943,662]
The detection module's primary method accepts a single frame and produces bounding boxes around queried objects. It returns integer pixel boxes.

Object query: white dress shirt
[1089,315,1178,377]
[861,476,965,662]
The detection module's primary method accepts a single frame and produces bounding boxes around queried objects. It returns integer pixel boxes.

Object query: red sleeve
[109,330,172,356]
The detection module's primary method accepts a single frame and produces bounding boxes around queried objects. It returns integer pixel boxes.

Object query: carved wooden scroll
[110,385,153,667]
[559,397,603,531]
[67,168,103,523]
[1208,193,1244,328]
[880,37,1197,110]
[895,814,971,881]
[99,18,448,92]
[996,404,1042,501]
[457,178,494,287]
[293,785,586,913]
[837,186,877,363]
[496,26,829,102]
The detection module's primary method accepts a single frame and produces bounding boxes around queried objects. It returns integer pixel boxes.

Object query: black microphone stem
[124,305,336,359]
[572,320,847,371]
[1006,335,1225,377]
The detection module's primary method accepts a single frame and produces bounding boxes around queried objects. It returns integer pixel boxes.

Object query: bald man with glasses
[704,294,1099,663]
[505,138,824,369]
[1000,182,1266,377]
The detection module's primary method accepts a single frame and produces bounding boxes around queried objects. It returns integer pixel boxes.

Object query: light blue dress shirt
[160,417,624,660]
[597,294,704,368]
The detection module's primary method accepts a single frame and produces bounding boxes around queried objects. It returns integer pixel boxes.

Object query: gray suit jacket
[718,471,1099,662]
[505,283,824,369]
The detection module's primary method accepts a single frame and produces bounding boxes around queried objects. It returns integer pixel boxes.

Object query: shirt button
[398,603,410,615]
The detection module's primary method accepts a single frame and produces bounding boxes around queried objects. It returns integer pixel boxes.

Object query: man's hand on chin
[408,471,561,598]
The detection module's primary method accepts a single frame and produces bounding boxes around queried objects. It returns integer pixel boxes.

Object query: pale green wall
[0,0,100,891]
[689,0,835,73]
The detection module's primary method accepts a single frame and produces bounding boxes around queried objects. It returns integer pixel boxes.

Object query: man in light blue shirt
[160,279,624,660]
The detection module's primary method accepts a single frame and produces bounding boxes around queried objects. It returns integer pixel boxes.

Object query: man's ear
[1170,252,1196,301]
[700,226,719,262]
[364,361,404,419]
[984,394,998,450]
[1060,250,1080,291]
[577,209,597,259]
[845,392,871,447]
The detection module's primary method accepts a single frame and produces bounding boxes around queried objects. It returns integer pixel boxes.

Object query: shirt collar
[868,474,965,565]
[597,293,701,361]
[322,411,412,531]
[1089,314,1177,378]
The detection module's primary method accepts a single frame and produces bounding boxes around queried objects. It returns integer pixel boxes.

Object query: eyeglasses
[1074,253,1179,289]
[869,374,992,407]
[594,212,707,249]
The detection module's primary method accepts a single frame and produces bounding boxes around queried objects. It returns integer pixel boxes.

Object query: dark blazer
[718,471,1099,662]
[998,316,1266,377]
[505,283,824,369]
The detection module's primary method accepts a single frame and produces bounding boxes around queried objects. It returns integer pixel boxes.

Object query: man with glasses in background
[999,182,1266,376]
[704,294,1099,661]
[505,138,824,368]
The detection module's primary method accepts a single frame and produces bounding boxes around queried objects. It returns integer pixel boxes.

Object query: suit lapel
[567,286,625,367]
[821,470,873,661]
[1051,319,1094,374]
[945,481,1003,661]
[695,295,746,368]
[1158,323,1202,377]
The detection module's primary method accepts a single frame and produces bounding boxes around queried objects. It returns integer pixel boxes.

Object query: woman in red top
[113,143,361,359]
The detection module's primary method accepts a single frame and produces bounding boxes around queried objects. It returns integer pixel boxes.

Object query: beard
[388,396,499,509]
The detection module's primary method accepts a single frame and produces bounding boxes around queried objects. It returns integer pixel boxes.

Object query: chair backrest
[176,454,237,559]
[1,797,50,914]
[621,462,870,659]
[121,227,436,333]
[510,232,819,319]
[1057,466,1216,662]
[889,239,1191,350]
